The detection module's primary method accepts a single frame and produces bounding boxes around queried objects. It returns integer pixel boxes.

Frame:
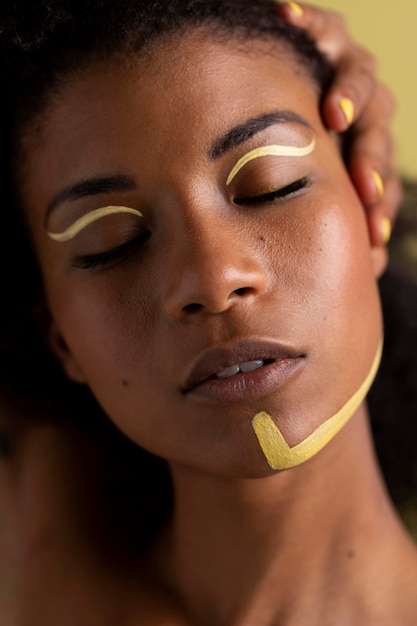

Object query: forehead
[33,31,318,141]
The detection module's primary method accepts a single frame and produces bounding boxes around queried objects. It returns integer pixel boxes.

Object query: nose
[163,219,269,319]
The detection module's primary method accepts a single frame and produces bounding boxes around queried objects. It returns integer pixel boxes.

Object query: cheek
[317,205,378,335]
[268,189,381,355]
[261,192,382,445]
[309,206,370,300]
[44,268,160,384]
[268,199,368,300]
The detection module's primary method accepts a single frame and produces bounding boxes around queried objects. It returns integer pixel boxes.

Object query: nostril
[183,302,204,313]
[234,287,250,296]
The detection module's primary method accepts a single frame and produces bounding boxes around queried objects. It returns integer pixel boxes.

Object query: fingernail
[381,217,391,245]
[286,2,304,17]
[371,170,384,199]
[339,98,354,126]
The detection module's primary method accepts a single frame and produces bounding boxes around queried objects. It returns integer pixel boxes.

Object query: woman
[0,1,413,624]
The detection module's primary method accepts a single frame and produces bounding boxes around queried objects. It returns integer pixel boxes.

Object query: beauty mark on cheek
[252,338,383,470]
[46,206,143,242]
[226,138,316,186]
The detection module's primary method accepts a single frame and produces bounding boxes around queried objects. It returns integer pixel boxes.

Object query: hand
[278,1,402,259]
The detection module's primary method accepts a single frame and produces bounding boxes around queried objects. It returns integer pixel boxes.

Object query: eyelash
[73,231,150,270]
[234,176,311,206]
[72,177,310,270]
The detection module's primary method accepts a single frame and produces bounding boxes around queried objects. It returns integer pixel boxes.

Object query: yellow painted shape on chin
[47,206,143,242]
[226,138,316,186]
[252,339,383,470]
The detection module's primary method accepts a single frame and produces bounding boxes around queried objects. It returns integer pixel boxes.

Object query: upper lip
[181,339,304,393]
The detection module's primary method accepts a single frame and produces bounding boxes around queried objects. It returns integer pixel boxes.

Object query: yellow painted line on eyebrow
[47,206,143,242]
[226,138,316,186]
[252,338,383,470]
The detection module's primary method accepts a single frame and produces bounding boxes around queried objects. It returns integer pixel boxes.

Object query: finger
[352,161,402,249]
[277,2,380,132]
[348,126,395,204]
[346,85,398,206]
[366,200,396,252]
[349,148,402,236]
[277,1,402,251]
[383,176,404,226]
[351,82,397,141]
[321,50,377,132]
[325,76,395,140]
[349,152,399,209]
[347,114,402,250]
[277,2,352,61]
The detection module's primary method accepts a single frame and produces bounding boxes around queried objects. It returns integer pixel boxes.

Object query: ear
[35,298,87,384]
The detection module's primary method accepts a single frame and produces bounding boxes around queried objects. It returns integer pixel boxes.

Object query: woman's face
[21,32,383,476]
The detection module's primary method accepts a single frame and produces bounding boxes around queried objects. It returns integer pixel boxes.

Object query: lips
[181,339,305,403]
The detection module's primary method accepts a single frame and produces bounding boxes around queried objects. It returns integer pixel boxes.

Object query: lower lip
[186,358,303,404]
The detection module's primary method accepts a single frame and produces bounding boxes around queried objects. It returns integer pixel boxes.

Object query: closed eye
[73,231,150,270]
[234,176,311,206]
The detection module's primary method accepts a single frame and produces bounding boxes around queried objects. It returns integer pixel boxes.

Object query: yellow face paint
[47,206,143,242]
[252,339,383,470]
[226,138,316,186]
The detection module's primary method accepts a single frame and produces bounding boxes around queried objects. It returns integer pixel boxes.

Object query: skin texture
[226,138,316,185]
[14,31,417,625]
[47,206,143,242]
[252,336,382,470]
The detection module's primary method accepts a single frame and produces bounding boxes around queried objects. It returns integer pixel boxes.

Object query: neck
[155,406,415,625]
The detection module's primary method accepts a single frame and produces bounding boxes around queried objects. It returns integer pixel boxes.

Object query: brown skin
[8,31,417,625]
[0,400,163,626]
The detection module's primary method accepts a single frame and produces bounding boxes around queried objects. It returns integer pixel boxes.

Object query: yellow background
[307,0,416,179]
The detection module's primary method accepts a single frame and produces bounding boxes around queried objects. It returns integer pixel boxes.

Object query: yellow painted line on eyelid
[252,338,383,470]
[47,206,143,242]
[226,138,316,186]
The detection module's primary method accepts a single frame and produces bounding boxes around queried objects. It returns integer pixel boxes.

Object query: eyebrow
[46,111,310,217]
[209,110,312,160]
[46,174,137,219]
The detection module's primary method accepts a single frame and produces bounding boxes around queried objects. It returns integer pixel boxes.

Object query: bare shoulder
[0,410,186,625]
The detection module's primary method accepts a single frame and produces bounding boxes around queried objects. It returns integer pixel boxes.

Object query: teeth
[216,365,241,379]
[216,360,265,379]
[240,360,264,373]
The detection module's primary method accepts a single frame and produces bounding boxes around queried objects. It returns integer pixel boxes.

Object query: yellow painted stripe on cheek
[226,138,316,186]
[252,339,383,470]
[47,206,143,242]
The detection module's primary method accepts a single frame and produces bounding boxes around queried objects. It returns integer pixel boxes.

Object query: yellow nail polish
[339,98,354,126]
[286,2,303,16]
[371,170,384,199]
[381,217,391,245]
